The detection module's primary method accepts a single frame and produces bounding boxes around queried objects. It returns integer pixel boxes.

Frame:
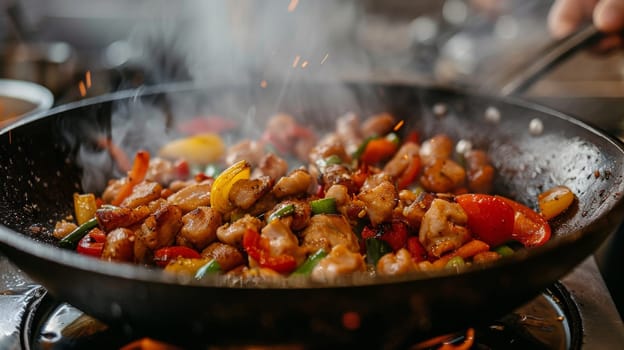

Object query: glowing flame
[287,0,299,12]
[78,81,87,97]
[393,120,405,131]
[85,71,92,88]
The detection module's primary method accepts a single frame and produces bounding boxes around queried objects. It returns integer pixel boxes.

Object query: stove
[1,253,622,349]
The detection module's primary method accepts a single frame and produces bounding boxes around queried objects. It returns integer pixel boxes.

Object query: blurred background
[0,0,623,137]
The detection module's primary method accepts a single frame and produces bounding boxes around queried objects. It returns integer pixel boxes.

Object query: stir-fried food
[54,113,575,282]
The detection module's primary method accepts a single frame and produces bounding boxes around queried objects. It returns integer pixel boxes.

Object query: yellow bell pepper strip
[310,198,337,215]
[538,185,575,220]
[158,133,225,165]
[242,229,297,274]
[73,193,97,225]
[210,160,251,213]
[58,217,99,249]
[267,204,295,222]
[291,249,327,276]
[111,150,150,206]
[194,259,221,280]
[153,246,201,268]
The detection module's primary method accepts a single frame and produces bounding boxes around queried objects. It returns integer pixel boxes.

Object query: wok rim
[1,81,623,289]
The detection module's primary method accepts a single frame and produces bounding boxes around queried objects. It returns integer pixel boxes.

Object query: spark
[287,0,299,12]
[260,80,268,88]
[85,71,92,88]
[292,55,301,68]
[301,60,309,68]
[320,53,329,65]
[393,120,405,131]
[78,81,87,97]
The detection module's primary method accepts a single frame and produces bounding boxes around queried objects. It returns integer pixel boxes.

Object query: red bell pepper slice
[173,159,190,179]
[407,236,427,262]
[456,194,515,247]
[360,138,398,164]
[361,221,408,252]
[396,155,421,190]
[496,196,552,247]
[242,229,297,274]
[111,150,150,206]
[77,228,106,257]
[153,246,201,268]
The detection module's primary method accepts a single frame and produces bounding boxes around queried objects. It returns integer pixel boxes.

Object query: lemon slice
[159,133,225,164]
[210,160,251,213]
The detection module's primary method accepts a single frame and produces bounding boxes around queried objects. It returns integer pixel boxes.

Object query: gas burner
[1,257,622,349]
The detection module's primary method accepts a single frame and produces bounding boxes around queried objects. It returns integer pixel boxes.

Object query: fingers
[549,0,598,38]
[594,0,624,32]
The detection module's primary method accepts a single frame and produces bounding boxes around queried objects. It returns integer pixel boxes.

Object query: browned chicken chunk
[419,198,470,258]
[120,181,163,208]
[228,176,273,210]
[101,228,135,262]
[96,205,151,232]
[272,169,314,198]
[177,206,222,250]
[201,242,245,271]
[300,214,360,253]
[166,180,212,213]
[137,204,183,251]
[216,214,263,247]
[377,248,417,276]
[310,244,366,282]
[358,180,397,226]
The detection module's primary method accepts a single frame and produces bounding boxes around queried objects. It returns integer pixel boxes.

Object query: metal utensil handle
[500,25,603,96]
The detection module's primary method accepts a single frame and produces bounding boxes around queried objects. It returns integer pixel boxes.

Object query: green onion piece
[495,245,515,257]
[292,249,328,275]
[268,204,295,222]
[58,217,98,249]
[365,238,393,266]
[316,154,343,170]
[352,136,376,160]
[385,132,400,145]
[445,256,465,270]
[195,259,221,280]
[310,198,337,215]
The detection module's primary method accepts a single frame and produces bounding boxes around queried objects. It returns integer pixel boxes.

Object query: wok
[1,81,624,347]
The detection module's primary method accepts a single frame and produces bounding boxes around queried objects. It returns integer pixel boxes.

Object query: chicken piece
[201,242,245,271]
[310,244,366,283]
[120,181,163,208]
[216,214,263,247]
[166,180,211,213]
[101,178,125,204]
[308,135,350,166]
[53,221,77,239]
[419,198,470,258]
[293,130,317,161]
[360,173,392,192]
[144,157,175,185]
[383,143,420,179]
[225,140,265,167]
[255,153,288,182]
[228,176,273,210]
[267,199,311,232]
[361,112,395,138]
[420,159,466,193]
[235,267,282,279]
[101,228,135,262]
[300,214,360,253]
[465,150,495,194]
[137,204,183,250]
[320,164,357,194]
[177,206,222,250]
[96,205,151,232]
[256,219,305,266]
[377,248,418,276]
[402,192,436,229]
[325,184,351,217]
[335,112,363,155]
[272,169,314,199]
[419,134,453,165]
[265,113,297,149]
[358,180,397,226]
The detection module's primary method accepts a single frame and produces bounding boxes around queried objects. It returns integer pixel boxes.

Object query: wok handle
[500,25,603,96]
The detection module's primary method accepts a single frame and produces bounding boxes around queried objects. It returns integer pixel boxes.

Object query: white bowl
[0,79,53,128]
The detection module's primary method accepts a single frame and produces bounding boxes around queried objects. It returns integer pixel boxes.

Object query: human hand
[549,0,624,38]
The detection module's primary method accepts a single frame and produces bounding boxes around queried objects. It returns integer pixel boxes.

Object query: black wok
[1,81,623,347]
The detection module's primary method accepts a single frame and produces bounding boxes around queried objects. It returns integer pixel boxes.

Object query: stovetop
[1,253,622,349]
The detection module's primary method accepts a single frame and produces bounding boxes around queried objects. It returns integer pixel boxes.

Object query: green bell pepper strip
[291,249,328,275]
[310,198,337,215]
[445,256,465,270]
[365,238,393,266]
[58,217,99,249]
[267,204,295,222]
[494,245,515,257]
[195,259,222,280]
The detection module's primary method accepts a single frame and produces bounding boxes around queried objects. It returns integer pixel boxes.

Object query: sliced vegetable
[455,194,515,247]
[352,136,376,160]
[58,217,99,249]
[445,256,465,270]
[242,229,297,273]
[73,193,97,225]
[396,155,421,190]
[173,159,190,179]
[310,198,337,215]
[361,221,408,252]
[360,137,399,164]
[538,185,575,220]
[76,228,106,257]
[291,249,328,275]
[365,238,393,266]
[406,236,427,262]
[210,160,251,213]
[158,133,225,164]
[195,259,222,279]
[111,150,150,206]
[496,195,551,247]
[268,204,295,222]
[164,257,211,275]
[153,246,201,268]
[316,154,343,170]
[494,245,515,257]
